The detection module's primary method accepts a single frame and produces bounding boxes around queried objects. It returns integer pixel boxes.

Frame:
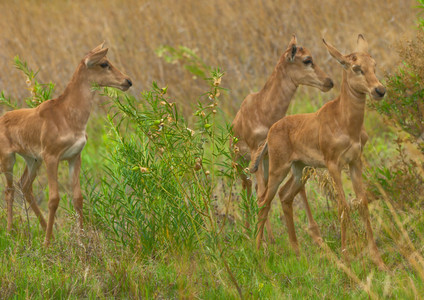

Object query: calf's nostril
[126,79,133,87]
[375,86,386,97]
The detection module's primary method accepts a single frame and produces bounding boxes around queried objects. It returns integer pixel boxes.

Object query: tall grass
[0,0,417,116]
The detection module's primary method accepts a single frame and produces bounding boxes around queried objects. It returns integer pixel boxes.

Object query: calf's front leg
[349,159,387,270]
[327,162,351,262]
[69,154,84,230]
[44,154,60,246]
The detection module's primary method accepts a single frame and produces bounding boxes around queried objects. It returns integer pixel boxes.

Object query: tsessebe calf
[0,43,132,246]
[251,35,387,270]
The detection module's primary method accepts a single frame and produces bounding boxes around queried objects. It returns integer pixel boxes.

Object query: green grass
[2,193,424,299]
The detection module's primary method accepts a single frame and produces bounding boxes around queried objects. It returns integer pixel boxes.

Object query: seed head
[139,167,149,173]
[194,158,202,171]
[187,128,195,136]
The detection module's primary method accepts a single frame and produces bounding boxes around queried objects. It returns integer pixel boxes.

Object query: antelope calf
[251,35,387,270]
[0,43,132,246]
[232,34,333,242]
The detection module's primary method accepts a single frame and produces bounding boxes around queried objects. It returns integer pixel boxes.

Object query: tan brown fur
[251,35,387,270]
[0,43,132,246]
[232,34,333,242]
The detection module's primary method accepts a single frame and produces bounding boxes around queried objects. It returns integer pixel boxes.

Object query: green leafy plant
[366,0,424,207]
[0,56,55,109]
[88,69,241,256]
[369,3,424,152]
[366,139,424,208]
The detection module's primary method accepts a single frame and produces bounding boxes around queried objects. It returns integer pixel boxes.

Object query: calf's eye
[352,65,363,74]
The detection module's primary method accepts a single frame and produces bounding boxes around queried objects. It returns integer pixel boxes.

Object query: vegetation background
[0,0,423,299]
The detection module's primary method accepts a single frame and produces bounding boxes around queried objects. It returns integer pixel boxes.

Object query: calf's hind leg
[255,157,275,243]
[1,153,16,231]
[299,187,322,245]
[19,158,46,230]
[256,163,291,249]
[278,164,305,254]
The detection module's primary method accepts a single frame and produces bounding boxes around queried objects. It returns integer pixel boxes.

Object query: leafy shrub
[366,0,424,207]
[369,3,424,152]
[87,70,249,256]
[366,140,424,208]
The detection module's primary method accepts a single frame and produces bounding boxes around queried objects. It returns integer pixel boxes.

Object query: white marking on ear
[286,34,298,62]
[287,44,297,62]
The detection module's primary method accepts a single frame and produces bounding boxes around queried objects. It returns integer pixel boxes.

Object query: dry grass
[0,0,418,115]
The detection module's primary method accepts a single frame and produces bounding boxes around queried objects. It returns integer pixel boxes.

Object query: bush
[87,71,251,256]
[366,140,424,208]
[367,0,424,207]
[370,4,424,152]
